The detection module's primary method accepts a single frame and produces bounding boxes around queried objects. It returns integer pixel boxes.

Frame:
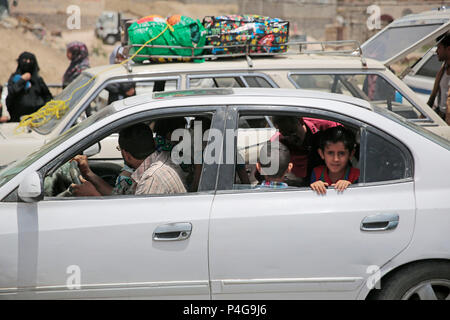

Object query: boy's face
[318,142,353,175]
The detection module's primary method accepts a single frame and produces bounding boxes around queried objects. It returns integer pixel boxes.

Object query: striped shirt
[132,151,187,195]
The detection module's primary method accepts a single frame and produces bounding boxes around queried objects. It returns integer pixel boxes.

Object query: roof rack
[121,40,366,70]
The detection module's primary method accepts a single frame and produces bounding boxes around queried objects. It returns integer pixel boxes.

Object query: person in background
[109,44,127,64]
[428,33,450,125]
[6,51,52,122]
[106,45,136,104]
[62,41,90,88]
[0,85,10,122]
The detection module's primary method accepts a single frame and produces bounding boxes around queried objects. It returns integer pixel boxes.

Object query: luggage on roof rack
[121,16,365,67]
[202,15,289,55]
[127,14,206,62]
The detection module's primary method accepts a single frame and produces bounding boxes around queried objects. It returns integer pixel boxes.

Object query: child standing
[310,126,359,194]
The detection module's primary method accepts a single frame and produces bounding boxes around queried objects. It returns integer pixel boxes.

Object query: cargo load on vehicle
[202,15,289,55]
[127,14,206,62]
[125,14,289,62]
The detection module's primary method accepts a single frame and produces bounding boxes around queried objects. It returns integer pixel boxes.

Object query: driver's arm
[72,155,113,196]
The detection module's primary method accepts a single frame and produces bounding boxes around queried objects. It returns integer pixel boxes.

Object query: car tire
[371,261,450,300]
[104,35,116,45]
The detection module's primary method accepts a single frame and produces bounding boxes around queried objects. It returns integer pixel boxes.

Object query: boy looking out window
[310,126,359,194]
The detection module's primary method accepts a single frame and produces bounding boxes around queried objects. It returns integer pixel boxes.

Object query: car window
[416,53,441,78]
[188,75,275,89]
[77,79,179,125]
[228,111,411,192]
[243,76,273,88]
[363,129,412,183]
[32,73,96,135]
[289,73,425,119]
[40,113,215,200]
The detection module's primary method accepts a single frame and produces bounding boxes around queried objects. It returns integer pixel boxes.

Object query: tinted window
[364,130,412,183]
[244,76,273,88]
[416,53,441,78]
[189,75,275,89]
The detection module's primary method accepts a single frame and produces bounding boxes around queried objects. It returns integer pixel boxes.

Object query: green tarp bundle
[128,15,206,62]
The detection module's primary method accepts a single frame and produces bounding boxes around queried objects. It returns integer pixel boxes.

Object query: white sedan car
[0,88,449,300]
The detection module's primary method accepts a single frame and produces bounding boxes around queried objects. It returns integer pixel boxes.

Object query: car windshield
[32,73,96,135]
[362,24,443,63]
[0,106,115,188]
[373,105,450,151]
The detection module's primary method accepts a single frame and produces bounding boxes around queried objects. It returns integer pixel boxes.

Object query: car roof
[84,54,384,80]
[111,87,373,112]
[392,8,450,25]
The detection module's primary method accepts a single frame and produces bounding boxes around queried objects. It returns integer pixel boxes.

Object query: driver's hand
[71,176,101,197]
[72,155,91,177]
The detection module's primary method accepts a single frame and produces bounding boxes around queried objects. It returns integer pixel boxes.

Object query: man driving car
[71,123,186,196]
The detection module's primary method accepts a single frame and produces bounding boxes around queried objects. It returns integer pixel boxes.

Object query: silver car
[0,88,449,299]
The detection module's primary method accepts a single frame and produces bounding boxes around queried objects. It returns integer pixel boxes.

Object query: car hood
[0,124,45,166]
[0,123,36,140]
[361,9,450,66]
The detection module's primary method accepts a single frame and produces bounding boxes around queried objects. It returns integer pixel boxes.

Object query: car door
[208,106,416,299]
[0,106,223,299]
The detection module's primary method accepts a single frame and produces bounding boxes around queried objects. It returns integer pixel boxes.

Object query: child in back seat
[256,141,293,189]
[310,126,359,194]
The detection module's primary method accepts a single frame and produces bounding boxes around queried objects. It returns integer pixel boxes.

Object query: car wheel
[371,261,450,300]
[104,35,116,45]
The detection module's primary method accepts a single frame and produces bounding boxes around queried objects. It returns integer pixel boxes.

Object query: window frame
[37,106,225,201]
[215,105,414,194]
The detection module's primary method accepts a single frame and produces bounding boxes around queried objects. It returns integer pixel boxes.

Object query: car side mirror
[83,143,101,157]
[18,171,44,202]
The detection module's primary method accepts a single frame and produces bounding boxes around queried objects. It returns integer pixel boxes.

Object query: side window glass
[243,76,274,88]
[189,76,244,88]
[290,74,334,92]
[364,130,412,183]
[44,113,214,200]
[416,53,440,78]
[78,79,178,124]
[290,73,425,119]
[233,113,360,191]
[189,75,274,89]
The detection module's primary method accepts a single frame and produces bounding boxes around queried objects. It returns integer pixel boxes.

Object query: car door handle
[360,214,399,231]
[153,222,192,241]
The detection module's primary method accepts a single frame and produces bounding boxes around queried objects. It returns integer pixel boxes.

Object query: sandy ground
[1,0,239,86]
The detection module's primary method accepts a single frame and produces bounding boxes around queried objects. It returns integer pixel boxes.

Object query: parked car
[0,88,449,299]
[1,43,449,166]
[361,7,450,102]
[95,11,123,45]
